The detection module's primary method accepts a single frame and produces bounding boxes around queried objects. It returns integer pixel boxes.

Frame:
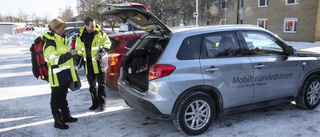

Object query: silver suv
[98,3,320,135]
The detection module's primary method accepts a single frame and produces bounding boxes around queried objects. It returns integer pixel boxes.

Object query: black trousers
[86,72,106,106]
[51,84,69,115]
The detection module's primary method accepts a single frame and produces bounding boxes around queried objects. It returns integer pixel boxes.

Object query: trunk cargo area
[122,36,167,92]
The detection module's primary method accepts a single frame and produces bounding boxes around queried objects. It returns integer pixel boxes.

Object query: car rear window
[176,35,202,60]
[109,38,121,51]
[125,38,139,48]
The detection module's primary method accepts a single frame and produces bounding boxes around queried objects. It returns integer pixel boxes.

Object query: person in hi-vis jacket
[75,17,111,112]
[42,18,79,130]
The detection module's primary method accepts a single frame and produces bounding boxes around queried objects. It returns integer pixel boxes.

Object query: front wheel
[173,91,215,135]
[296,75,320,109]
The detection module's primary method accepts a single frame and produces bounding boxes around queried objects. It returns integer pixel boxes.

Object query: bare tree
[77,0,106,21]
[77,0,124,27]
[169,0,230,26]
[22,14,29,23]
[6,12,17,22]
[17,8,28,22]
[0,14,3,22]
[74,0,233,27]
[31,13,37,25]
[17,9,23,22]
[60,6,74,22]
[42,15,49,24]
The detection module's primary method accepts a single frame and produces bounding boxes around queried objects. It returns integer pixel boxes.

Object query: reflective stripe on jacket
[75,24,111,74]
[42,31,78,87]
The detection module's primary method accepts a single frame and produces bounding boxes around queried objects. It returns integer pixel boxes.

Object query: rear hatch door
[97,3,171,35]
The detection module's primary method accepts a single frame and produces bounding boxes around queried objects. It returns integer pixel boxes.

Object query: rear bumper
[118,81,172,120]
[106,74,119,90]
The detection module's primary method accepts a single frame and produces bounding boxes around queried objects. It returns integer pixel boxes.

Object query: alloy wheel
[307,81,320,105]
[184,100,211,130]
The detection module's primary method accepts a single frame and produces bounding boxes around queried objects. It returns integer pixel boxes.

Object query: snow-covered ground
[1,28,320,137]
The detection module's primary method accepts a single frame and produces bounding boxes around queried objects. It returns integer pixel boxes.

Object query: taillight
[71,40,76,49]
[149,64,175,81]
[108,53,121,61]
[114,37,122,41]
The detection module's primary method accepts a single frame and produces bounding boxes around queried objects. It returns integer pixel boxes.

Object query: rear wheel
[173,91,215,135]
[296,75,320,109]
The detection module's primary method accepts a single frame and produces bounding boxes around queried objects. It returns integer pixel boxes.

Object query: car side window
[205,32,241,58]
[69,30,78,36]
[241,31,285,56]
[177,35,202,60]
[125,38,139,48]
[109,38,121,51]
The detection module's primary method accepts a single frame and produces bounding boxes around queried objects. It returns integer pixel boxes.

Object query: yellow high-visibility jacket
[42,31,78,87]
[75,24,111,74]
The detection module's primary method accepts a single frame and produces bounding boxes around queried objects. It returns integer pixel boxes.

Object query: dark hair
[84,17,95,26]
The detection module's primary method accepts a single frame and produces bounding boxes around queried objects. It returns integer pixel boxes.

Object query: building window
[284,18,298,33]
[221,0,228,10]
[258,0,268,7]
[206,20,211,25]
[206,1,210,11]
[220,19,227,25]
[257,18,268,29]
[286,0,299,5]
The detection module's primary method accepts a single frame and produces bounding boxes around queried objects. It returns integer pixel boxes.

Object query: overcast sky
[0,0,78,20]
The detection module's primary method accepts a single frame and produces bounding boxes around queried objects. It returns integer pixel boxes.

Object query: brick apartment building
[220,0,320,42]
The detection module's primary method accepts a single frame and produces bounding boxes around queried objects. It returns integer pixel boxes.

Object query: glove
[70,49,78,56]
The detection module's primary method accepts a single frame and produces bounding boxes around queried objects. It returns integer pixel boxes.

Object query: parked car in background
[103,29,118,36]
[25,27,34,31]
[66,28,117,49]
[106,31,144,90]
[68,28,117,70]
[64,27,80,49]
[98,3,320,135]
[63,27,81,38]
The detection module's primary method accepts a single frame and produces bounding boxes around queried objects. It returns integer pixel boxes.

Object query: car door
[240,31,300,102]
[200,31,254,109]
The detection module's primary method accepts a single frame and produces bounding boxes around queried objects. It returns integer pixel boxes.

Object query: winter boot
[61,108,78,123]
[100,104,106,112]
[53,113,69,129]
[89,93,99,110]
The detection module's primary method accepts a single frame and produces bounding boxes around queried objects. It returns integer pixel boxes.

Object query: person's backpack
[30,36,49,81]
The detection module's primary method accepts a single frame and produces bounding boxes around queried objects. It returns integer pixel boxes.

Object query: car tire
[173,91,215,135]
[296,75,320,109]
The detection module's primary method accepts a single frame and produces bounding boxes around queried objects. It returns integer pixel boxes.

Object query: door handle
[206,66,219,72]
[254,64,265,69]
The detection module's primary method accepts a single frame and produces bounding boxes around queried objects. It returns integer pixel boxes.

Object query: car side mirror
[285,46,296,55]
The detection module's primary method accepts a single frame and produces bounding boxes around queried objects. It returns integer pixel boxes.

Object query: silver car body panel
[249,56,300,102]
[200,57,254,108]
[118,25,320,115]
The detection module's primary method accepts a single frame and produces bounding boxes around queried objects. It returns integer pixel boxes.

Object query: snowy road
[1,29,320,137]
